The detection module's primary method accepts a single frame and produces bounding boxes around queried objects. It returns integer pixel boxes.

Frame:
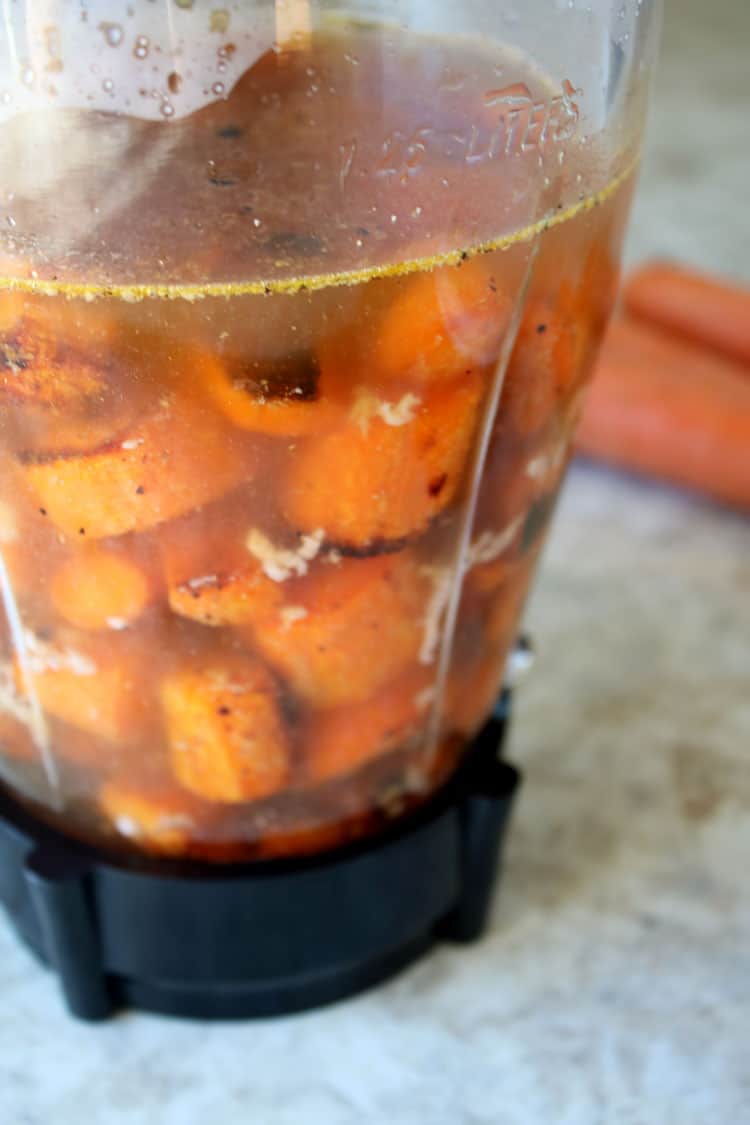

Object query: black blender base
[0,695,520,1022]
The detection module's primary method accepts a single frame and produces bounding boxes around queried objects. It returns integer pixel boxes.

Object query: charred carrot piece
[376,258,511,383]
[21,387,252,539]
[250,553,428,708]
[623,262,750,368]
[51,548,154,630]
[169,565,282,627]
[201,348,346,436]
[161,659,290,803]
[0,296,145,455]
[98,782,197,856]
[304,668,434,782]
[283,374,482,548]
[0,296,118,409]
[576,316,750,511]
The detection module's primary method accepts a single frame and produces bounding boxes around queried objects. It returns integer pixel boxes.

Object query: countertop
[1,1,749,1121]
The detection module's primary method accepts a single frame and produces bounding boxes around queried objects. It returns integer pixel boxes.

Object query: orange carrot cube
[51,548,155,630]
[161,659,290,803]
[250,552,429,708]
[98,782,197,857]
[304,669,434,782]
[376,259,512,384]
[283,374,483,548]
[21,390,252,539]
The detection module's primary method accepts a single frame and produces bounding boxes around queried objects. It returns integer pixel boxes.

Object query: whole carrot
[623,262,750,368]
[575,316,750,511]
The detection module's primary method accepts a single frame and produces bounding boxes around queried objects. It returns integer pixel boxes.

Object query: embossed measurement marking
[339,80,582,185]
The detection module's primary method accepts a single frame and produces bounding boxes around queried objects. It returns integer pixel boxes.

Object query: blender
[0,0,661,1019]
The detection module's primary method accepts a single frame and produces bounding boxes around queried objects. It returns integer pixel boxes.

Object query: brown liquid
[0,24,634,860]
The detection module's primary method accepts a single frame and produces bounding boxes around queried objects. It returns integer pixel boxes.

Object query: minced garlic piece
[279,605,308,631]
[466,515,525,570]
[245,527,325,582]
[419,566,454,666]
[351,388,421,434]
[21,630,97,677]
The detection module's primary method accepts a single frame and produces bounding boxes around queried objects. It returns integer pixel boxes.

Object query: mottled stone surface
[1,1,749,1121]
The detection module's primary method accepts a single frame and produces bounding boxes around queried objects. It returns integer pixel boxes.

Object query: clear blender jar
[0,1,660,864]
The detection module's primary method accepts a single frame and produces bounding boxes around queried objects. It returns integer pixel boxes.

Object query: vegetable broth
[0,23,634,859]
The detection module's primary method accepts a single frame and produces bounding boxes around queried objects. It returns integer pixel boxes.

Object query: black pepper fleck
[135,485,145,495]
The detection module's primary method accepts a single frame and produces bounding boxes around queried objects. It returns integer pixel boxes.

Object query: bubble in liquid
[217,62,227,74]
[412,205,423,219]
[134,35,150,60]
[160,100,175,118]
[253,218,262,228]
[100,22,124,47]
[102,77,114,93]
[211,81,225,96]
[20,65,35,88]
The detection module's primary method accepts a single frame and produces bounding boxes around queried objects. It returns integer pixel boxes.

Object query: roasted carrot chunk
[304,669,433,782]
[161,659,290,803]
[0,294,147,455]
[98,782,196,857]
[445,650,507,738]
[250,552,428,708]
[51,548,154,630]
[15,634,148,743]
[169,566,282,627]
[158,487,256,586]
[161,491,283,626]
[499,296,587,437]
[376,258,511,383]
[201,348,345,436]
[0,296,118,409]
[283,374,482,548]
[21,389,252,539]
